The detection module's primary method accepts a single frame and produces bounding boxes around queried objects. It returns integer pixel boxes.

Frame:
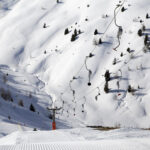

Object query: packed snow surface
[0,128,150,150]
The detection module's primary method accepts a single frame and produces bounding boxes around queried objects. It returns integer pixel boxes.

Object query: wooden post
[47,107,62,130]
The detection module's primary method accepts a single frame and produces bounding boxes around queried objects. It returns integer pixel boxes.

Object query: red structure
[52,122,56,130]
[47,107,62,130]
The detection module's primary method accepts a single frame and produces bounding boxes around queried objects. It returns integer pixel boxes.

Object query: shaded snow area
[0,0,150,148]
[0,128,150,150]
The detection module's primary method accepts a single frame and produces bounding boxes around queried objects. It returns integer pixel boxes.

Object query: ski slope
[0,128,150,150]
[0,0,150,139]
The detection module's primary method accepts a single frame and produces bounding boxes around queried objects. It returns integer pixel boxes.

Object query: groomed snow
[0,128,150,150]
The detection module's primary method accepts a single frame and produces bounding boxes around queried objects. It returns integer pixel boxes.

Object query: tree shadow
[0,132,7,137]
[145,29,150,32]
[109,89,126,93]
[143,33,150,36]
[132,55,142,59]
[102,41,112,45]
[110,76,120,80]
[120,77,129,81]
[130,50,135,53]
[142,66,150,70]
[134,92,146,96]
[2,7,11,11]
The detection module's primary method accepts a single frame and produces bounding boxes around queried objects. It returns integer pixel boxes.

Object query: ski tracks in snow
[0,141,149,150]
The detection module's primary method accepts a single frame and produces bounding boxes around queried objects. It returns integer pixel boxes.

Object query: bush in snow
[33,128,37,131]
[1,89,12,102]
[18,100,24,107]
[142,25,146,31]
[140,19,143,23]
[48,114,53,119]
[43,23,47,28]
[29,92,32,98]
[113,58,117,65]
[120,52,123,57]
[85,18,88,21]
[8,116,11,120]
[130,53,134,59]
[93,38,99,45]
[143,46,148,53]
[30,104,36,112]
[3,75,7,83]
[127,85,136,94]
[102,14,108,18]
[44,50,46,54]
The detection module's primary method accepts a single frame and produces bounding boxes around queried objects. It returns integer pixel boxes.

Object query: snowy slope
[0,0,150,137]
[0,65,71,137]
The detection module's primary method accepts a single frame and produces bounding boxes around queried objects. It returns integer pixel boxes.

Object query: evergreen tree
[94,29,98,35]
[144,34,148,46]
[128,85,132,93]
[71,34,76,42]
[146,13,149,19]
[137,29,142,36]
[104,81,109,93]
[74,29,77,36]
[113,58,117,65]
[98,38,102,44]
[64,28,69,35]
[121,7,125,12]
[18,100,24,107]
[78,29,81,34]
[127,47,131,53]
[142,25,146,31]
[30,104,35,112]
[104,70,110,82]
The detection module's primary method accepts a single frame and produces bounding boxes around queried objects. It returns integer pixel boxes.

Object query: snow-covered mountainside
[0,0,150,137]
